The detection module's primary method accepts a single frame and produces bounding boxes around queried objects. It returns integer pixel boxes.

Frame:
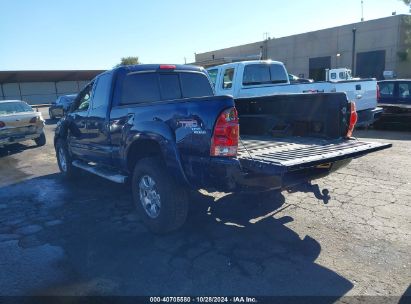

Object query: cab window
[399,82,411,101]
[222,68,234,89]
[73,84,93,112]
[92,73,111,109]
[379,82,394,97]
[207,69,218,87]
[243,64,288,86]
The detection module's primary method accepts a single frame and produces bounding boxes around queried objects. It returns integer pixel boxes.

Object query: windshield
[0,102,33,115]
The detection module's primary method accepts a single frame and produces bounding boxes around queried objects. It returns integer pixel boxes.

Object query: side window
[379,82,394,97]
[243,64,270,85]
[399,82,411,100]
[73,84,93,112]
[120,73,160,104]
[330,73,337,80]
[207,69,218,87]
[92,73,112,109]
[339,72,346,79]
[222,68,235,89]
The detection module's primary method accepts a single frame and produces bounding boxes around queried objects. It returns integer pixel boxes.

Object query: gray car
[0,100,46,148]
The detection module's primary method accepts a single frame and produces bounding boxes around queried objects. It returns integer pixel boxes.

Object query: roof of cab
[115,64,205,73]
[207,60,285,70]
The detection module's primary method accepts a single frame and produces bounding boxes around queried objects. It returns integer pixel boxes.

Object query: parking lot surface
[0,108,410,301]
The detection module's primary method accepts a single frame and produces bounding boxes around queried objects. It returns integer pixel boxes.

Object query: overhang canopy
[0,70,105,83]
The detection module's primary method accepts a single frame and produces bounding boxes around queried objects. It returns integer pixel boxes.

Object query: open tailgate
[238,137,392,174]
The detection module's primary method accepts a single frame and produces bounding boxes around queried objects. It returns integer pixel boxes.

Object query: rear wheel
[56,139,79,179]
[34,132,46,146]
[132,157,189,234]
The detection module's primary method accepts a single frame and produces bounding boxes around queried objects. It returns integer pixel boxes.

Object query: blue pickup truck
[54,64,391,233]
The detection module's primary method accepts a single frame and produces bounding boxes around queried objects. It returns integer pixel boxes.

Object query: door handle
[126,113,134,124]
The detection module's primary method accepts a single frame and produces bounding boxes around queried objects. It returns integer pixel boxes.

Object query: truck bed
[238,136,392,174]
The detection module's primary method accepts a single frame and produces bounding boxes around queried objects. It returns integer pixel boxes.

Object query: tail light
[0,121,5,128]
[210,107,239,157]
[346,102,358,138]
[377,84,380,101]
[29,116,38,123]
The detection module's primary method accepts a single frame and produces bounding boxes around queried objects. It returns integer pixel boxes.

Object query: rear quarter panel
[110,95,234,188]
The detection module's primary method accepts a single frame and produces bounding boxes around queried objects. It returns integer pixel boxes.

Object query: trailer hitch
[286,182,330,204]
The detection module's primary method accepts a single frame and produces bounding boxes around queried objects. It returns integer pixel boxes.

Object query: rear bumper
[207,158,351,192]
[0,129,43,147]
[356,107,383,127]
[375,107,411,127]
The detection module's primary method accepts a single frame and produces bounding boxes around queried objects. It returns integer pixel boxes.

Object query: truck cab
[326,68,354,82]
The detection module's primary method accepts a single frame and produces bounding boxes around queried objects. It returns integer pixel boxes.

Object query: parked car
[207,60,382,127]
[0,100,46,148]
[288,73,313,83]
[54,64,391,233]
[49,94,77,119]
[375,80,411,128]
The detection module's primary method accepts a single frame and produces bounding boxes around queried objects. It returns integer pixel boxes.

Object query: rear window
[399,82,411,101]
[379,82,395,97]
[243,64,288,86]
[180,73,213,98]
[120,72,212,104]
[121,73,161,104]
[0,102,33,115]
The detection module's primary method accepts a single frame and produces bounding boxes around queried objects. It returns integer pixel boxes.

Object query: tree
[401,0,410,4]
[117,56,140,66]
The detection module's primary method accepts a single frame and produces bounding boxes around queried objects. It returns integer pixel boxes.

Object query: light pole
[352,28,357,75]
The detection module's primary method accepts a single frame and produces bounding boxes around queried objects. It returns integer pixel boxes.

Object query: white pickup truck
[207,60,382,127]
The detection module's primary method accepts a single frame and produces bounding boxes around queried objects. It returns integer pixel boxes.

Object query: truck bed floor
[238,136,391,173]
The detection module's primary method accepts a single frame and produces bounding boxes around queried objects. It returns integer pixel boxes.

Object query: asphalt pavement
[0,108,410,302]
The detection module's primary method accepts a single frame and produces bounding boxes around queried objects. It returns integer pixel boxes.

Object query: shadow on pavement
[0,143,39,158]
[0,173,353,299]
[354,128,411,140]
[45,118,58,125]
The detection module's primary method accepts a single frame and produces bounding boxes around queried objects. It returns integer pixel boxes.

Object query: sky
[0,0,410,71]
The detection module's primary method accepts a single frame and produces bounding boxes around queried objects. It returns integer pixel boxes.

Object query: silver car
[0,100,46,148]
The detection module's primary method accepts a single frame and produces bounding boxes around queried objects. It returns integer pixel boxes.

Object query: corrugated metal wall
[0,81,89,104]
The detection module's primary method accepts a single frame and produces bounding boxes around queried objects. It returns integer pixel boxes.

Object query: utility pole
[361,0,364,21]
[352,28,357,76]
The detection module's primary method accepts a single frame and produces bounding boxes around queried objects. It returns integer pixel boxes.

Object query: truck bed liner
[238,136,392,174]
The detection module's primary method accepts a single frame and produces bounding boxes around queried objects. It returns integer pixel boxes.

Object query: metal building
[0,70,105,105]
[194,14,411,80]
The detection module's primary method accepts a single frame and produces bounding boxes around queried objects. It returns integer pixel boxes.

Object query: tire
[49,110,55,120]
[55,138,79,179]
[34,132,46,146]
[132,157,189,234]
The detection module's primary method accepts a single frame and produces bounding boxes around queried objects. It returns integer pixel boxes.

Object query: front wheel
[34,131,46,146]
[132,157,189,234]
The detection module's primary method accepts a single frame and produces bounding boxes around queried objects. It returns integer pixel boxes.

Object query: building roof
[0,70,105,83]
